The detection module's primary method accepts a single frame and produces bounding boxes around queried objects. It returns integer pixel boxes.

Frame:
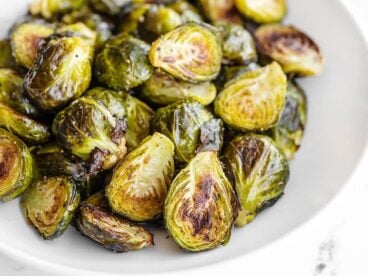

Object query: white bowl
[1,0,368,275]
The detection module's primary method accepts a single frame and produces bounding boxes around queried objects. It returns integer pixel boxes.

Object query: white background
[1,0,367,275]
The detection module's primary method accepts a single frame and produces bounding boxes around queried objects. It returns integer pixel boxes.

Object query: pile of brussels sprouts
[0,0,323,253]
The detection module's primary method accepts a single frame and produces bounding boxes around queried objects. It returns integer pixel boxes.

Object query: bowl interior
[1,0,368,274]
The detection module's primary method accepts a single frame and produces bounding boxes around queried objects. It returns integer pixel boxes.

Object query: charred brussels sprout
[234,0,286,24]
[142,70,217,106]
[106,133,175,222]
[24,36,92,113]
[76,201,154,252]
[0,39,16,68]
[168,1,203,23]
[224,134,289,227]
[94,33,153,91]
[214,62,287,131]
[149,22,222,83]
[21,176,80,239]
[0,129,37,202]
[152,100,224,163]
[29,0,86,19]
[271,81,307,160]
[217,22,257,65]
[56,23,97,45]
[199,0,242,24]
[255,24,324,76]
[52,88,127,172]
[165,151,238,252]
[10,21,54,69]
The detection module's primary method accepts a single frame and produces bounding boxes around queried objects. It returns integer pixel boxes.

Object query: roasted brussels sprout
[217,22,257,65]
[168,1,203,23]
[94,33,153,91]
[165,151,238,252]
[234,0,286,24]
[199,0,242,24]
[0,129,37,202]
[118,3,151,35]
[149,22,222,83]
[215,63,260,90]
[56,22,97,45]
[214,62,287,131]
[52,88,127,172]
[255,24,324,76]
[85,190,109,209]
[24,36,92,113]
[141,70,217,106]
[21,176,80,239]
[29,0,86,19]
[223,134,289,227]
[106,133,175,222]
[152,100,224,163]
[89,0,130,16]
[271,81,307,160]
[123,93,154,150]
[0,39,16,68]
[0,69,40,118]
[10,21,54,69]
[76,202,154,252]
[0,103,50,144]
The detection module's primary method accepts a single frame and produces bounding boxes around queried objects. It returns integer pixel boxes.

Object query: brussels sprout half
[0,39,16,68]
[141,70,217,106]
[149,22,222,83]
[224,134,289,227]
[234,0,286,24]
[214,62,287,132]
[106,133,175,222]
[0,129,37,202]
[255,24,324,76]
[21,176,80,239]
[29,0,86,19]
[152,100,224,163]
[199,0,242,24]
[165,151,238,252]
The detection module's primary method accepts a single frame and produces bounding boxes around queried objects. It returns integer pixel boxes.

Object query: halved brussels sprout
[29,0,86,19]
[223,134,289,227]
[214,62,287,131]
[106,133,175,222]
[141,70,217,106]
[21,176,80,239]
[52,88,127,172]
[118,3,151,35]
[0,69,40,118]
[0,39,16,68]
[255,24,324,76]
[152,100,224,163]
[89,0,130,16]
[123,93,154,150]
[216,22,257,65]
[56,22,97,45]
[168,1,203,23]
[165,151,238,252]
[271,80,307,160]
[76,202,154,252]
[0,103,50,145]
[0,129,37,202]
[24,36,92,113]
[199,0,242,24]
[149,22,222,83]
[234,0,286,24]
[94,33,153,91]
[10,21,54,69]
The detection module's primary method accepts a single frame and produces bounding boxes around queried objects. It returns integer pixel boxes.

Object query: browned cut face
[235,137,265,177]
[0,145,18,182]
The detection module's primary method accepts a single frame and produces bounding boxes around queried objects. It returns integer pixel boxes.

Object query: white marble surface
[1,0,368,275]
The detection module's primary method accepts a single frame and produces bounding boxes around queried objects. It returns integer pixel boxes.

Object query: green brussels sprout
[271,80,307,160]
[165,151,238,252]
[168,1,203,23]
[21,176,80,239]
[0,103,50,145]
[85,190,109,209]
[214,62,287,132]
[216,23,257,65]
[10,21,54,69]
[94,33,153,91]
[0,129,37,202]
[24,36,92,113]
[52,88,127,172]
[152,100,224,163]
[255,24,324,76]
[199,0,242,24]
[141,70,217,106]
[76,201,154,252]
[149,22,222,83]
[0,69,40,118]
[223,134,289,227]
[234,0,286,24]
[56,23,97,45]
[106,132,175,222]
[118,4,151,35]
[29,0,86,19]
[123,93,154,150]
[89,0,131,16]
[0,39,16,68]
